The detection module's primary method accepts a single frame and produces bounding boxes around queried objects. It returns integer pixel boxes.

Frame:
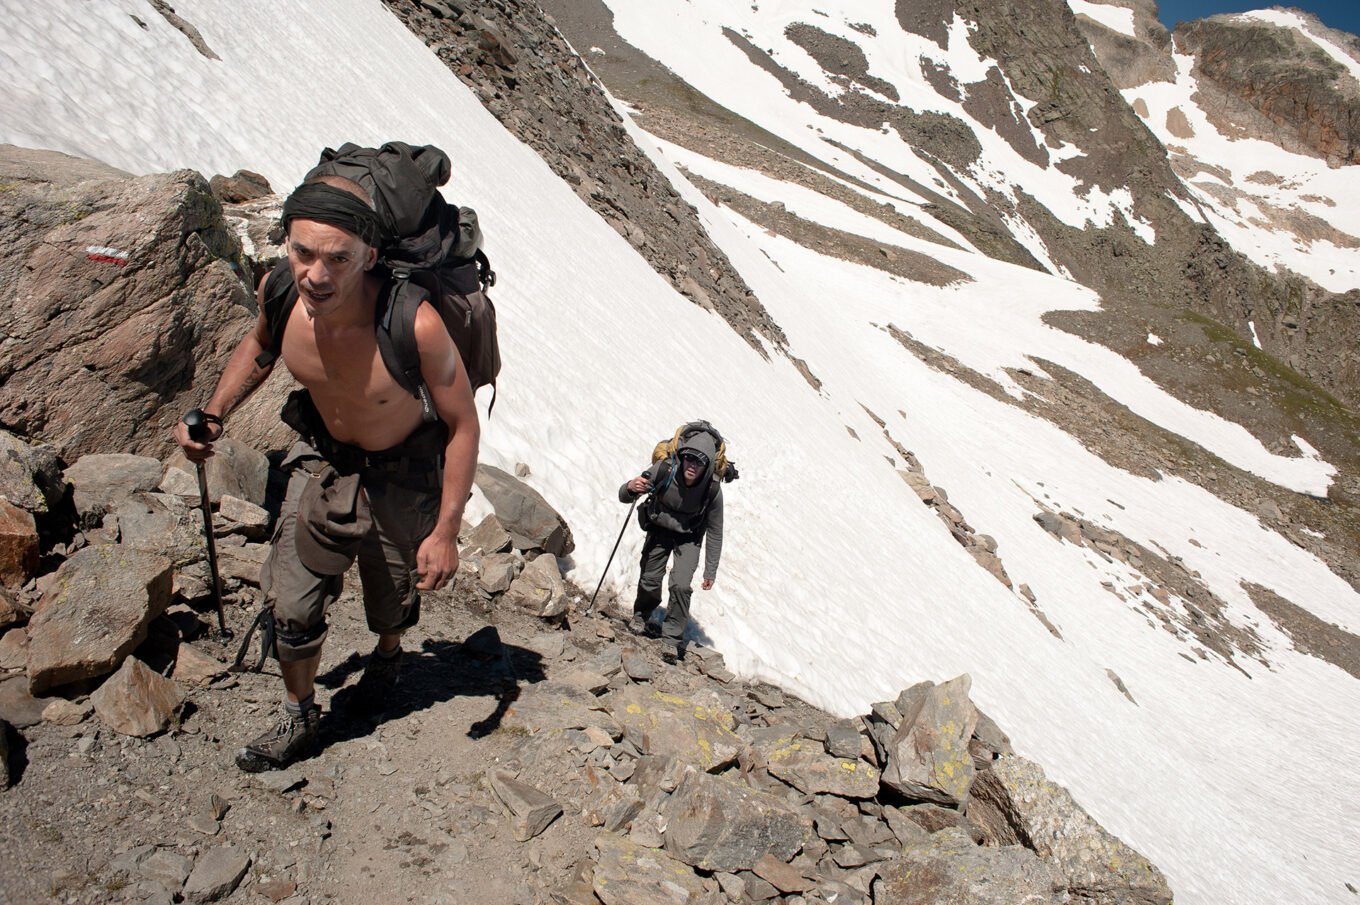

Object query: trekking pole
[182,409,233,641]
[586,498,637,615]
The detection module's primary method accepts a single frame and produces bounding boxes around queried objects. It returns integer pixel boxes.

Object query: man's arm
[173,282,275,461]
[621,462,659,502]
[412,303,480,591]
[701,485,723,588]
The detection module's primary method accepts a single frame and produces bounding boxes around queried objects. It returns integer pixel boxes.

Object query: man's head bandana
[281,182,385,248]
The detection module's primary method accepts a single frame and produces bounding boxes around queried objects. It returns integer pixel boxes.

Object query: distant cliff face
[1175,14,1360,166]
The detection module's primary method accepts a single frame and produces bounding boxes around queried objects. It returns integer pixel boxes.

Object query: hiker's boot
[235,707,320,773]
[627,614,647,636]
[644,620,662,639]
[348,645,404,714]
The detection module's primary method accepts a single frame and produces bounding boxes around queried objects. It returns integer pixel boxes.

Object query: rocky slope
[0,420,1173,905]
[1,2,1359,902]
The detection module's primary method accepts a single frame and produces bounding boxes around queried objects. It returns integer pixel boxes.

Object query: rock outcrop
[1175,13,1360,166]
[0,145,256,460]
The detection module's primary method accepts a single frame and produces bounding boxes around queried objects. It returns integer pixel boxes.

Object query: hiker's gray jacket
[620,462,724,581]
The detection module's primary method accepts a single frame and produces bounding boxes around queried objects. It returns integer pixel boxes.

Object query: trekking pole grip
[182,408,223,443]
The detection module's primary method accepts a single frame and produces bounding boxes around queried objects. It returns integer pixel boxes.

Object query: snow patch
[1067,0,1137,37]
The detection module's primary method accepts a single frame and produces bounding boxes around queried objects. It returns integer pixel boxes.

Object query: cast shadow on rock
[3,722,29,787]
[315,627,545,750]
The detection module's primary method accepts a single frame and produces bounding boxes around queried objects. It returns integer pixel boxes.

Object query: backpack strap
[254,261,298,369]
[376,279,439,424]
[475,248,496,290]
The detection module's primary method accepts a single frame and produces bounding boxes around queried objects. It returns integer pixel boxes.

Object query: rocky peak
[1174,9,1360,165]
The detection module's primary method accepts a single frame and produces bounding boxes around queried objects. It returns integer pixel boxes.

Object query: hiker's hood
[679,434,718,474]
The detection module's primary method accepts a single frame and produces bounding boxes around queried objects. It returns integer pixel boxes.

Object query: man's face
[286,219,376,315]
[680,454,706,486]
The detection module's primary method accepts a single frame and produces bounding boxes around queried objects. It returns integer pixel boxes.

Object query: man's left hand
[702,578,714,591]
[416,531,460,590]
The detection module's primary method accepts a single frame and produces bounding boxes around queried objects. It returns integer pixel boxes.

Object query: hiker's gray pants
[634,531,700,642]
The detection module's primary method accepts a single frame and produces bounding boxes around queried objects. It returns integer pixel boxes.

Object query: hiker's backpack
[650,421,738,483]
[255,141,501,419]
[639,421,738,532]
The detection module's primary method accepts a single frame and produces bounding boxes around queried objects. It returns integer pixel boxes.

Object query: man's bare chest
[281,305,382,388]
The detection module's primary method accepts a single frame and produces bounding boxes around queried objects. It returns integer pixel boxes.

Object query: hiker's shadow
[314,626,545,748]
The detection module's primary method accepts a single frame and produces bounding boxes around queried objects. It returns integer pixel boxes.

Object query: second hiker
[619,422,728,662]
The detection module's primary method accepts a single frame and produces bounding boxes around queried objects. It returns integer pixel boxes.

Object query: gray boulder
[26,545,173,693]
[0,587,22,629]
[215,494,269,538]
[114,492,204,565]
[90,656,184,737]
[763,736,880,798]
[464,513,513,554]
[489,769,564,841]
[0,676,46,728]
[164,438,269,506]
[0,429,65,514]
[504,681,619,735]
[592,831,720,905]
[876,827,1063,904]
[474,465,574,555]
[968,755,1173,904]
[477,551,520,595]
[0,626,26,670]
[64,454,164,528]
[661,767,812,872]
[610,685,742,772]
[502,553,567,618]
[880,674,980,805]
[182,845,250,903]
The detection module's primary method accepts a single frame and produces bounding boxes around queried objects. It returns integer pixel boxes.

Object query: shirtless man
[176,175,479,771]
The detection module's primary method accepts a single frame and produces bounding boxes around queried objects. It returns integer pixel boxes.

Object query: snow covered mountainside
[1,1,1359,903]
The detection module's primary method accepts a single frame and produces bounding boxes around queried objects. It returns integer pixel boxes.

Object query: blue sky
[1157,0,1360,36]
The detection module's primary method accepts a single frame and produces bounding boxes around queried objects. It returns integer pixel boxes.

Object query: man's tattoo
[224,368,268,415]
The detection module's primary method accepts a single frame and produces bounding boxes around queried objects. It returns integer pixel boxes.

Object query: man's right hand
[174,417,222,464]
[626,475,652,495]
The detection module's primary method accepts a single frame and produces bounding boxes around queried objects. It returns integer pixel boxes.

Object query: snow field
[1,1,1358,903]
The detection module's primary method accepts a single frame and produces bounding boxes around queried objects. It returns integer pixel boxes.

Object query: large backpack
[254,141,501,419]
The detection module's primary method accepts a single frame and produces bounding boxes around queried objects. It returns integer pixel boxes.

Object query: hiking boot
[627,615,647,636]
[235,707,320,773]
[347,646,404,714]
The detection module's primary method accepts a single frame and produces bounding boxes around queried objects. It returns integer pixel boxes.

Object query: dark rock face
[378,0,786,354]
[719,27,983,174]
[1176,15,1360,166]
[784,23,900,101]
[0,146,255,460]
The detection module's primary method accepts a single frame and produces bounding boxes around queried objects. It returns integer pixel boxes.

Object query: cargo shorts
[260,440,441,661]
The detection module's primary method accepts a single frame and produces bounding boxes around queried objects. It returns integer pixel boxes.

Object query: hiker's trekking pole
[586,497,637,615]
[182,409,232,641]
